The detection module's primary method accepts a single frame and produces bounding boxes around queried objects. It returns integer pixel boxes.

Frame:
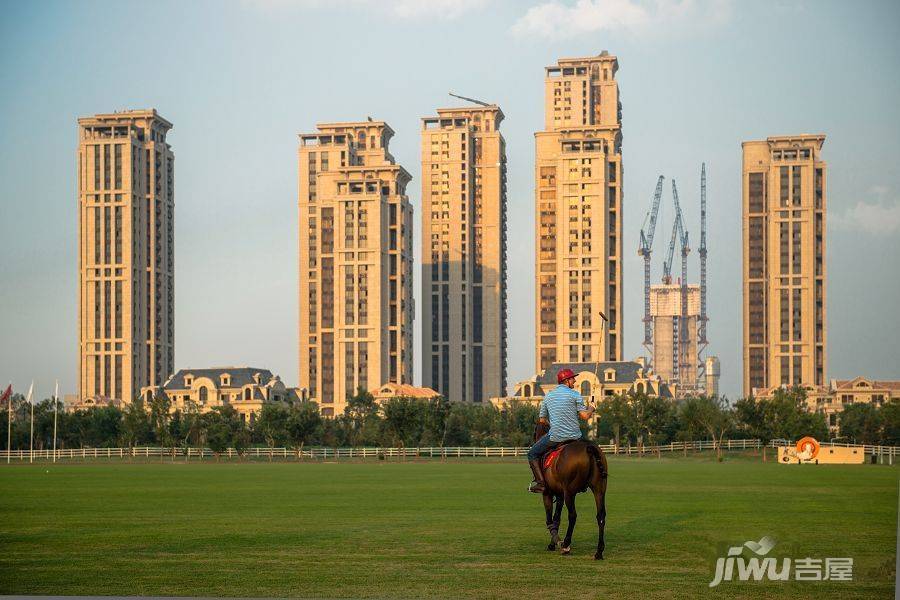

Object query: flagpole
[5,382,11,465]
[53,380,59,464]
[29,382,35,464]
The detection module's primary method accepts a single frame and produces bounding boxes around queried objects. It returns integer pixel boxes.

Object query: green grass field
[0,454,896,599]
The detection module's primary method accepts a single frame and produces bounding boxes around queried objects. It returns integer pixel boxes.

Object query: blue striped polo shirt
[539,384,588,442]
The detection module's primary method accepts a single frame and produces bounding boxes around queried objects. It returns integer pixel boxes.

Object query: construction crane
[675,181,690,388]
[638,176,665,354]
[673,180,690,293]
[662,180,690,283]
[448,92,493,107]
[698,163,709,353]
[662,180,690,384]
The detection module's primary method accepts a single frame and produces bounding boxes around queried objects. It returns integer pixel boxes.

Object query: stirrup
[528,480,545,493]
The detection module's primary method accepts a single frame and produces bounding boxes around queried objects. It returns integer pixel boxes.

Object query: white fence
[1,439,765,462]
[4,439,897,463]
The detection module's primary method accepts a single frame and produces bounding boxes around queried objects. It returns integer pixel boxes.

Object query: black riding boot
[528,459,545,493]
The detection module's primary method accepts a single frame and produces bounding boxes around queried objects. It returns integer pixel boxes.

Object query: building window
[580,381,591,397]
[199,387,208,404]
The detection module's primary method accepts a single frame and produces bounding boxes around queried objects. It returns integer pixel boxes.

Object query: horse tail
[586,443,608,480]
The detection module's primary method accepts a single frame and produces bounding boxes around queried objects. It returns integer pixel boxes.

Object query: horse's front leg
[560,492,577,554]
[552,494,563,547]
[543,493,557,550]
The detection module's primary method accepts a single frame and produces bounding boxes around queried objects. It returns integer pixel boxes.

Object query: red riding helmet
[557,368,576,384]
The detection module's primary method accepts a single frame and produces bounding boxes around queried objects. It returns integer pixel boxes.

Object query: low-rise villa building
[372,383,441,404]
[140,367,294,425]
[490,360,675,408]
[65,395,124,411]
[755,376,900,432]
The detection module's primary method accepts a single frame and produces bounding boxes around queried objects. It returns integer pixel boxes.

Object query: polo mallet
[589,311,610,406]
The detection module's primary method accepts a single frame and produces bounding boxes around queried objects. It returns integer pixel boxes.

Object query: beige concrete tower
[77,109,175,403]
[705,356,720,398]
[742,135,826,397]
[421,105,508,402]
[650,284,699,389]
[298,121,414,416]
[535,52,623,372]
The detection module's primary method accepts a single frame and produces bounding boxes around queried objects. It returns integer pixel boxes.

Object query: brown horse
[534,421,609,559]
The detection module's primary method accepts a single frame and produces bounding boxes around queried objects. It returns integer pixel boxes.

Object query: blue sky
[1,0,899,401]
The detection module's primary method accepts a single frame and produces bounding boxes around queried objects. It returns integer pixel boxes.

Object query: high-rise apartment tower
[535,52,624,372]
[742,135,826,396]
[421,105,508,402]
[77,109,175,403]
[298,121,414,416]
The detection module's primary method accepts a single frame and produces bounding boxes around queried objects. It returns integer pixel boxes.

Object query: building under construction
[639,166,719,397]
[650,284,699,389]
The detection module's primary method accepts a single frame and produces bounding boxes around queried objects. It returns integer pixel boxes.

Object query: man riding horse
[527,367,595,493]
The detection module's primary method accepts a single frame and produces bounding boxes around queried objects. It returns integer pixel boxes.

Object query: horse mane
[533,419,550,443]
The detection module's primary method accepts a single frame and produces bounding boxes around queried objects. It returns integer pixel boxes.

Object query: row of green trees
[3,387,898,453]
[598,388,899,447]
[1,394,321,455]
[595,389,828,447]
[0,391,538,453]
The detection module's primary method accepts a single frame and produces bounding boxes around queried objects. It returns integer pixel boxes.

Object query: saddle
[542,440,609,480]
[542,440,576,471]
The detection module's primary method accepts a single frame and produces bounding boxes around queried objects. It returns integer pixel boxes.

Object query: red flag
[0,384,10,405]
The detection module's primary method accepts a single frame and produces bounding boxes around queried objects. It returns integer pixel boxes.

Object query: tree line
[595,387,899,448]
[2,387,898,454]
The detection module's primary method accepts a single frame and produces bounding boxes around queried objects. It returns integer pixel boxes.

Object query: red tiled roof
[374,383,440,399]
[834,377,900,391]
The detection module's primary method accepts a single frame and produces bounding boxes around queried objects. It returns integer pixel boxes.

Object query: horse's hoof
[547,543,557,551]
[594,552,604,560]
[560,546,571,555]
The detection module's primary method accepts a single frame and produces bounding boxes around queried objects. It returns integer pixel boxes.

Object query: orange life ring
[796,436,820,459]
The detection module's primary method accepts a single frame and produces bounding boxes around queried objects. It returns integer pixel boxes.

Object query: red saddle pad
[543,446,565,470]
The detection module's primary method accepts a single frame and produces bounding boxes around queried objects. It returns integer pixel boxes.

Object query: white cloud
[510,0,731,39]
[831,186,900,236]
[242,0,489,20]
